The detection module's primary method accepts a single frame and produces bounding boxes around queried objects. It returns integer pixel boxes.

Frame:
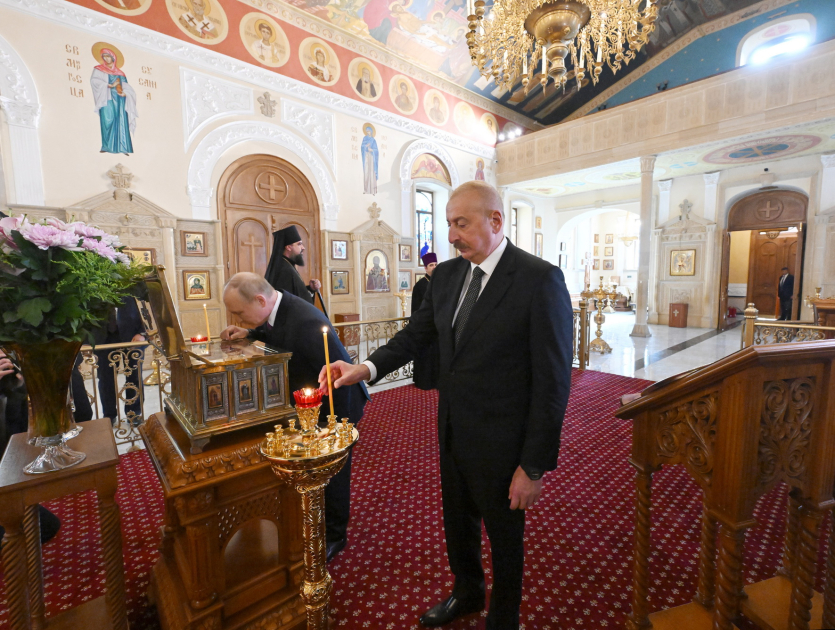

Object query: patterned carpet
[0,370,827,629]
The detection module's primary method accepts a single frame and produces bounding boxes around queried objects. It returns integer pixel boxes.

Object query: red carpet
[0,370,828,629]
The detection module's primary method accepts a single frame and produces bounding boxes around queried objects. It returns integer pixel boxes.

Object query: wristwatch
[521,465,543,481]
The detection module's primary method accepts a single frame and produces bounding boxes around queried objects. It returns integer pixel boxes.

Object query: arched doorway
[218,154,321,307]
[717,188,807,330]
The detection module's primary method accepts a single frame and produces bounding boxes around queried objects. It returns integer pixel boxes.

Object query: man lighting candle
[220,272,368,562]
[318,181,573,629]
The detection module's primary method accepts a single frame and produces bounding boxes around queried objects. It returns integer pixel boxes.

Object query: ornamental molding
[188,121,337,220]
[232,0,535,129]
[0,0,498,159]
[657,179,672,192]
[281,99,336,170]
[0,32,39,128]
[821,154,835,169]
[704,172,721,186]
[181,68,253,149]
[399,139,460,189]
[565,0,802,122]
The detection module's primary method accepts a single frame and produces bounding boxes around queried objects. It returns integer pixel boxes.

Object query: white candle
[203,303,211,339]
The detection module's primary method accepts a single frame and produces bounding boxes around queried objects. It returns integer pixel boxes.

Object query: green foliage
[0,231,148,344]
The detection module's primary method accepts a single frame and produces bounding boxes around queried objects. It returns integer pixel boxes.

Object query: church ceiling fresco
[511,119,835,197]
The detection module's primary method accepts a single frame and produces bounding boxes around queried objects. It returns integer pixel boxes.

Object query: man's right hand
[0,353,20,380]
[318,360,370,390]
[221,325,249,341]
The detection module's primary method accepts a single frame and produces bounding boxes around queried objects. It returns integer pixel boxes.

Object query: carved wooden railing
[573,299,591,371]
[741,303,835,349]
[76,339,170,449]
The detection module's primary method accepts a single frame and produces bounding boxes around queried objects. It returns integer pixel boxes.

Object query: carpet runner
[0,370,828,629]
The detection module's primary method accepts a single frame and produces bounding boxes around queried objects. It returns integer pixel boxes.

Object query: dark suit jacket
[410,276,439,390]
[251,291,369,424]
[778,274,794,300]
[91,297,146,345]
[367,240,573,473]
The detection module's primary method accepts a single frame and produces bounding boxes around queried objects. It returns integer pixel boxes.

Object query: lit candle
[203,303,211,340]
[323,326,335,416]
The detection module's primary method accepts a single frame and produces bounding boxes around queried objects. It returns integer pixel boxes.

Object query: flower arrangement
[0,214,148,344]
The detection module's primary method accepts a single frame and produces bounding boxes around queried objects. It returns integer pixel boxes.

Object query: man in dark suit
[320,181,573,629]
[778,266,794,321]
[220,272,369,562]
[411,252,439,390]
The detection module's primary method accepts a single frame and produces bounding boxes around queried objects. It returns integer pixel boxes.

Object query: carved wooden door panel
[747,232,798,318]
[218,155,320,322]
[718,231,732,331]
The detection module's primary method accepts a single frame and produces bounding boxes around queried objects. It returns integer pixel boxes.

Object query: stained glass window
[416,189,434,260]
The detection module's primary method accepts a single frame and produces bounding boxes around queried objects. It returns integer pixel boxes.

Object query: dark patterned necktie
[453,266,485,347]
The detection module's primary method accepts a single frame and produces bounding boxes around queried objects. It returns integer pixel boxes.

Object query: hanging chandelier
[466,0,659,94]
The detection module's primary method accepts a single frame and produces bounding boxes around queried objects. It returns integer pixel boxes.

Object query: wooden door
[746,232,798,318]
[718,231,731,330]
[218,154,320,305]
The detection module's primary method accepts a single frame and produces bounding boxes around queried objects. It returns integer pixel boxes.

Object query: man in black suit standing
[320,181,573,629]
[220,272,369,562]
[410,252,439,390]
[778,266,795,321]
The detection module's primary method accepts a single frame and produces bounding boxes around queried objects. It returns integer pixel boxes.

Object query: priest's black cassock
[265,225,315,305]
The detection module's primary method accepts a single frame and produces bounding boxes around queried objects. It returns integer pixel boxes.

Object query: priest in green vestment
[264,225,321,305]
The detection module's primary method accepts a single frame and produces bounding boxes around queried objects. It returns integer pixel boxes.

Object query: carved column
[631,156,656,338]
[183,518,219,610]
[787,505,824,630]
[647,227,662,325]
[2,101,45,206]
[778,489,802,579]
[627,466,654,630]
[98,476,129,630]
[713,525,746,630]
[694,504,717,609]
[704,224,718,328]
[822,504,835,630]
[24,504,45,630]
[159,217,178,313]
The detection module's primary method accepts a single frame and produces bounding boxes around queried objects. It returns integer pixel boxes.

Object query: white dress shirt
[267,291,283,327]
[363,237,509,382]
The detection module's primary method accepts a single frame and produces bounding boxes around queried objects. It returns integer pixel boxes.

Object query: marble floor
[587,311,744,381]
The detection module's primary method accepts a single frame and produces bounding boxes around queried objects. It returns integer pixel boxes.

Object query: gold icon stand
[261,407,358,630]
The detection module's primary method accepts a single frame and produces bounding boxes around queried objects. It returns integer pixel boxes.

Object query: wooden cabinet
[668,303,688,328]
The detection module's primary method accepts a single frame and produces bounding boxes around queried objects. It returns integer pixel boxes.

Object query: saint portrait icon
[360,123,379,195]
[166,0,228,43]
[365,250,389,293]
[181,231,207,256]
[183,271,211,300]
[474,159,485,181]
[349,59,382,102]
[389,75,417,115]
[453,102,476,136]
[331,271,349,295]
[240,13,289,68]
[299,38,340,86]
[90,43,137,155]
[670,250,696,276]
[331,240,348,260]
[207,383,223,409]
[480,113,498,143]
[424,89,449,126]
[267,375,280,396]
[238,379,253,402]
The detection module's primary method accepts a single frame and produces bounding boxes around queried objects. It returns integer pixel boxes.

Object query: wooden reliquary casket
[140,266,295,453]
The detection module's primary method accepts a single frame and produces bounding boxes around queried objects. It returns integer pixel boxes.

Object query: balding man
[221,272,368,562]
[320,181,573,629]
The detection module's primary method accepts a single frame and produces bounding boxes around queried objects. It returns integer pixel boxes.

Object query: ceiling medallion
[465,0,658,95]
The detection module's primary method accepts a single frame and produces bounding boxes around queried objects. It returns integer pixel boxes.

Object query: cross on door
[240,236,264,271]
[258,174,285,202]
[673,308,679,317]
[759,200,779,219]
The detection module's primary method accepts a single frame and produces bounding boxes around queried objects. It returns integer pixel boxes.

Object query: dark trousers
[324,449,352,543]
[439,448,526,630]
[95,337,144,421]
[779,297,793,321]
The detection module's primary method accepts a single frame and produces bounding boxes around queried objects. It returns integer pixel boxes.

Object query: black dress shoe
[326,537,346,562]
[419,594,485,627]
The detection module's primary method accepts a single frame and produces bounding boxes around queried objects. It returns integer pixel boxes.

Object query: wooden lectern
[617,340,835,630]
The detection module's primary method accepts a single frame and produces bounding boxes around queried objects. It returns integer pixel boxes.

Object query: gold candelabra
[394,291,411,318]
[581,276,619,355]
[261,406,358,630]
[465,0,658,95]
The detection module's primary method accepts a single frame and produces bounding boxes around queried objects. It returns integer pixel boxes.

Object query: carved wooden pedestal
[140,411,306,630]
[618,341,835,630]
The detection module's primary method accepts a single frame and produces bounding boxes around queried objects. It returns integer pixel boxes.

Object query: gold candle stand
[261,409,358,630]
[581,276,621,355]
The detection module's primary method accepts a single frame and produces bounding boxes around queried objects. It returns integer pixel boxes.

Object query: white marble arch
[187,120,338,227]
[399,139,460,238]
[0,32,44,205]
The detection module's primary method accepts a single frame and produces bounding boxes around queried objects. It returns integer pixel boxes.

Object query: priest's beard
[286,253,305,267]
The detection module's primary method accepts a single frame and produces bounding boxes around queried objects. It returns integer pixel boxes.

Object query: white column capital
[704,171,721,186]
[821,154,835,169]
[657,179,672,192]
[640,155,657,173]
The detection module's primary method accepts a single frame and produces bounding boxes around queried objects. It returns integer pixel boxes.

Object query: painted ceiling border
[563,0,801,122]
[234,0,539,130]
[0,0,497,160]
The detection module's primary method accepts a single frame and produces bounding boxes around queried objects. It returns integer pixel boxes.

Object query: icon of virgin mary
[90,43,137,155]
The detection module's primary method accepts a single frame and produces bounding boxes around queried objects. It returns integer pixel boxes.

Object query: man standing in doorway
[319,181,574,629]
[778,266,794,321]
[264,225,322,306]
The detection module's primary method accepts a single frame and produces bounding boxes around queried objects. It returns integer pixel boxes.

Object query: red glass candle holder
[293,388,322,409]
[190,335,208,342]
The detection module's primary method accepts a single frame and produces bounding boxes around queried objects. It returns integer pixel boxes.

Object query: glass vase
[8,340,87,474]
